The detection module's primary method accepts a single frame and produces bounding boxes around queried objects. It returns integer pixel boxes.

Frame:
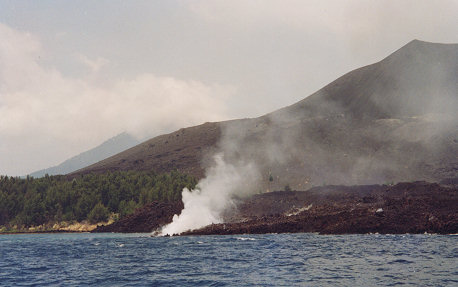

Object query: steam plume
[159,153,260,235]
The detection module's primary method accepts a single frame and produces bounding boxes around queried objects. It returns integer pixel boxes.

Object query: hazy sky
[1,0,457,176]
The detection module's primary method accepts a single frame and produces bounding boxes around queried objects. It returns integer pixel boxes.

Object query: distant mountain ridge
[72,40,458,187]
[29,132,140,177]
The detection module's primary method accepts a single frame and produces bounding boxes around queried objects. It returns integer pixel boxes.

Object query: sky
[0,0,457,176]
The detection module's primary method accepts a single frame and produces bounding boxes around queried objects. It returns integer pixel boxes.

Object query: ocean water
[0,233,456,286]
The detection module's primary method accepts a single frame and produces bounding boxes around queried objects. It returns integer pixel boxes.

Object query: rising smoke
[159,153,260,235]
[157,40,458,235]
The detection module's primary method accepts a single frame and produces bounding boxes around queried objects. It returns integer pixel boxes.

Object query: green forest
[0,170,197,229]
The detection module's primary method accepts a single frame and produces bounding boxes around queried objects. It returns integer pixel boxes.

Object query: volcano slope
[73,40,457,189]
[86,40,458,235]
[92,181,457,235]
[183,181,458,235]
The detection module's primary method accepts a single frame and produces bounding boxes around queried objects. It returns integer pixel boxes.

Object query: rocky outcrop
[93,181,457,235]
[183,181,457,235]
[92,201,183,233]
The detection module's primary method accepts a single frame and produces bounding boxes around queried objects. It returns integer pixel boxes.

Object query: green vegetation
[87,202,110,224]
[0,170,197,229]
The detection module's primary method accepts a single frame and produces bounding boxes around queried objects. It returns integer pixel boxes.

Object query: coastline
[0,220,112,235]
[0,230,86,235]
[182,182,457,236]
[4,181,455,236]
[96,181,458,236]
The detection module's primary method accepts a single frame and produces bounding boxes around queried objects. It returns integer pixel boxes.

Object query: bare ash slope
[71,122,222,179]
[73,40,458,185]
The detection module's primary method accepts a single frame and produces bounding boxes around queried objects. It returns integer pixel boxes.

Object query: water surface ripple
[0,233,456,286]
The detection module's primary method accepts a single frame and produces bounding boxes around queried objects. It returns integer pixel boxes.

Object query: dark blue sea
[0,233,456,286]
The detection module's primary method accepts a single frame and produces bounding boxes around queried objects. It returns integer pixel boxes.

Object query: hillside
[92,181,458,235]
[30,132,139,177]
[183,181,458,235]
[0,170,196,231]
[70,123,221,179]
[73,40,458,187]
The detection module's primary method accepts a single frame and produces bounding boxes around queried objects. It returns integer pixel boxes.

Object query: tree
[87,203,109,224]
[119,200,137,219]
[0,170,197,229]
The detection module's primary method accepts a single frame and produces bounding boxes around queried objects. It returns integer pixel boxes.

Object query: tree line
[0,170,197,228]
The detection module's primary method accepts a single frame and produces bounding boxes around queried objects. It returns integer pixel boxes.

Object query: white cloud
[78,54,109,73]
[0,23,233,175]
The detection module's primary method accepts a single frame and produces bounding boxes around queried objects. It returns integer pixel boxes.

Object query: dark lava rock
[92,201,183,233]
[95,181,457,235]
[182,181,458,236]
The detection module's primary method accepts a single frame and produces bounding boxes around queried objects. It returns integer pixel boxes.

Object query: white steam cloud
[159,153,260,235]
